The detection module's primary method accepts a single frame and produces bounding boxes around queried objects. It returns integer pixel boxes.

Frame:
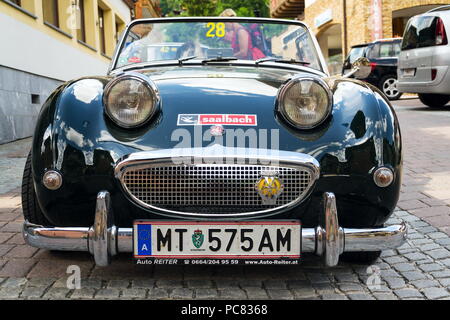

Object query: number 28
[206,22,226,38]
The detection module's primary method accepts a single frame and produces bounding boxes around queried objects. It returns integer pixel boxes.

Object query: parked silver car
[398,5,450,107]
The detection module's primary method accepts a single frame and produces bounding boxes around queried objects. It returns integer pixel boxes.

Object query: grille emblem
[255,171,284,205]
[210,125,225,136]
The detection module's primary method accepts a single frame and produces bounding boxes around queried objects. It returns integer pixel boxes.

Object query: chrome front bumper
[23,191,407,267]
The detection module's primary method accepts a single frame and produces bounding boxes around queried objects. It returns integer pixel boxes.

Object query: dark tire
[418,94,450,108]
[340,251,381,264]
[21,151,51,226]
[379,75,402,101]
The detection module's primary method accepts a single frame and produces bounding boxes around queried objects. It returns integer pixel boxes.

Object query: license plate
[402,68,416,77]
[133,221,301,265]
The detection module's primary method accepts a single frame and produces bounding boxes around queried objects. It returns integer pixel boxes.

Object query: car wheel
[22,151,51,226]
[380,76,402,101]
[418,94,450,108]
[340,251,382,264]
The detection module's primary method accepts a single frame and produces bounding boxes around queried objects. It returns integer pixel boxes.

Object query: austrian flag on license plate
[133,221,301,264]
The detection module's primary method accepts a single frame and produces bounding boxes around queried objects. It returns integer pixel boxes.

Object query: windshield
[114,19,323,72]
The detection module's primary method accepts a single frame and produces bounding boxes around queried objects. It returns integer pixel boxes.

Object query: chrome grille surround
[115,146,320,218]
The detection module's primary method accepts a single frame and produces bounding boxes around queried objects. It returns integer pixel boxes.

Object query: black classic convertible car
[22,17,406,267]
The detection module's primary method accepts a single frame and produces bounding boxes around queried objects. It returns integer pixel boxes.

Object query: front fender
[30,73,402,228]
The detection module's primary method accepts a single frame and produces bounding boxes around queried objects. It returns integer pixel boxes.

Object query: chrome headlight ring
[103,72,160,128]
[277,76,333,130]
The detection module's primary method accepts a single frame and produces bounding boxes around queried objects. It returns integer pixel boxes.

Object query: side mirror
[342,57,371,79]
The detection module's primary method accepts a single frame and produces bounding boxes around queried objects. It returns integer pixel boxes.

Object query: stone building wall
[0,66,62,144]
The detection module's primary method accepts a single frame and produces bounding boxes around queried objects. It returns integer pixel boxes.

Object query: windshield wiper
[255,57,310,66]
[201,56,238,64]
[178,55,197,65]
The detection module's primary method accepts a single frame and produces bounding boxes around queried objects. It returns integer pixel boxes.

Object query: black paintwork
[342,39,402,88]
[31,64,402,229]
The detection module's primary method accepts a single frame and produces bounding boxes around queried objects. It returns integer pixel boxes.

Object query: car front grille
[120,164,316,216]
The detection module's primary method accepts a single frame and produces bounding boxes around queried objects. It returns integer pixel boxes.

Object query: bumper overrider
[23,148,407,267]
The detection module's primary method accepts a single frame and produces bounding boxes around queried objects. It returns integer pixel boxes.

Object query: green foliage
[160,0,270,18]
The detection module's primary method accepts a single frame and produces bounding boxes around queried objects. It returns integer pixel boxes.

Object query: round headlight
[278,77,332,129]
[104,74,159,128]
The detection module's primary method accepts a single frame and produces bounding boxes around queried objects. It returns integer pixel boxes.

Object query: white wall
[109,0,132,22]
[0,12,110,81]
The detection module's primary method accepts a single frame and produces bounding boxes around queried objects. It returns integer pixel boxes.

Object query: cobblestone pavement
[0,138,29,194]
[1,98,450,300]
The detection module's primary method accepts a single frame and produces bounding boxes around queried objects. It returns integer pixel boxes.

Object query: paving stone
[402,271,428,282]
[384,277,406,289]
[26,278,56,288]
[20,286,47,299]
[70,288,96,299]
[263,280,287,290]
[43,288,71,299]
[186,280,213,289]
[1,277,27,288]
[404,252,429,261]
[338,283,365,292]
[156,280,184,289]
[219,288,247,299]
[430,270,450,279]
[380,250,397,258]
[267,289,294,300]
[80,278,103,289]
[427,249,450,260]
[422,287,450,299]
[244,288,269,300]
[435,238,450,246]
[334,272,360,283]
[0,287,22,299]
[132,279,155,288]
[394,288,423,299]
[441,259,450,267]
[312,283,336,295]
[347,293,375,300]
[419,243,441,251]
[107,279,130,288]
[291,287,317,299]
[411,279,440,289]
[373,293,398,300]
[216,280,239,289]
[438,278,450,287]
[121,288,147,299]
[392,263,416,272]
[419,263,444,272]
[384,256,408,264]
[170,288,194,300]
[239,280,262,288]
[147,288,169,299]
[95,288,120,299]
[319,293,347,300]
[306,273,331,283]
[195,288,219,300]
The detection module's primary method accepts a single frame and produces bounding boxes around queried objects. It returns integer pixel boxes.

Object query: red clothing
[231,27,265,60]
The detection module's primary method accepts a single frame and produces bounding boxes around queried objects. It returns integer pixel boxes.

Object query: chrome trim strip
[114,146,321,218]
